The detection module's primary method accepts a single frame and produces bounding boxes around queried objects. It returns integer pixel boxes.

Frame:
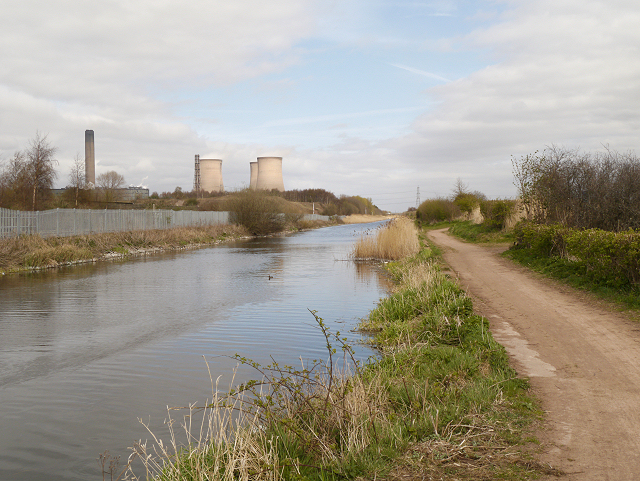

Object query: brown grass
[0,224,249,273]
[352,217,420,260]
[125,338,391,481]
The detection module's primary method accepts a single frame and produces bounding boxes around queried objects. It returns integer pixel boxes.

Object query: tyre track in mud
[426,228,640,481]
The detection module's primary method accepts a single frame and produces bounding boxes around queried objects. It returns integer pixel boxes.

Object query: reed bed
[0,224,248,272]
[352,217,420,260]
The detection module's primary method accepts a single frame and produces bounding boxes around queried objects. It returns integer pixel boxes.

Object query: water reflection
[0,222,390,480]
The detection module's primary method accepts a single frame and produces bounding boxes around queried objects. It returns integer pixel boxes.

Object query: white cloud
[383,0,640,200]
[2,0,640,211]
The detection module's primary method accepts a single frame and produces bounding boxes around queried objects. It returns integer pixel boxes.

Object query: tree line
[1,133,127,210]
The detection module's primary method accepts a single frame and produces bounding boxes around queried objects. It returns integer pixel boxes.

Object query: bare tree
[452,177,469,197]
[96,170,125,203]
[0,133,57,210]
[0,152,30,208]
[513,145,640,230]
[68,153,86,207]
[25,132,58,210]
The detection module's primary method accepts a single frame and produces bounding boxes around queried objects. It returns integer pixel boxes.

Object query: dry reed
[352,217,419,260]
[123,321,391,481]
[0,224,248,272]
[127,372,282,481]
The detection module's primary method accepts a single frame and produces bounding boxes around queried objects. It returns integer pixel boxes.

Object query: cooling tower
[85,130,95,185]
[249,161,258,190]
[255,157,284,192]
[200,159,224,193]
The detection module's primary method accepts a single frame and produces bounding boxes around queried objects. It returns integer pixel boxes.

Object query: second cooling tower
[249,162,259,190]
[255,157,284,192]
[200,159,224,193]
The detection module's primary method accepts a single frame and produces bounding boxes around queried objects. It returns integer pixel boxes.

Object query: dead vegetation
[0,224,248,273]
[352,217,420,260]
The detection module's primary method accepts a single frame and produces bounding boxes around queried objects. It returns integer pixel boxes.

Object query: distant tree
[452,177,469,198]
[96,170,125,202]
[173,186,184,199]
[0,151,28,208]
[68,153,86,207]
[25,134,57,210]
[451,178,484,215]
[0,132,58,210]
[25,132,58,210]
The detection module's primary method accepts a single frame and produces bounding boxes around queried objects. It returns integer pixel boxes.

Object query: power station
[194,155,284,193]
[83,130,285,196]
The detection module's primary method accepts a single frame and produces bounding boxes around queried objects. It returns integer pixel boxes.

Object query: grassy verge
[118,221,547,481]
[448,221,514,244]
[504,247,640,312]
[448,219,640,316]
[0,224,249,274]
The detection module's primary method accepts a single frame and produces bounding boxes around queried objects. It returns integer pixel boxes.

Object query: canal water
[0,222,391,480]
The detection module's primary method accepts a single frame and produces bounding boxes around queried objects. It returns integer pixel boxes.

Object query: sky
[1,0,639,212]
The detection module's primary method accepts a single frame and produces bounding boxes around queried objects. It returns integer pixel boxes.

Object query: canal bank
[0,214,395,275]
[0,221,391,480]
[123,222,548,481]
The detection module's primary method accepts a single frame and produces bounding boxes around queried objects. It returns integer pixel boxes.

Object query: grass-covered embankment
[0,224,249,274]
[123,219,545,481]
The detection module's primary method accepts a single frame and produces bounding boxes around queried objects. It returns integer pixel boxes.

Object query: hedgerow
[513,222,640,287]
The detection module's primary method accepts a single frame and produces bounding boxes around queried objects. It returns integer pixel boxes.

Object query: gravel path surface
[427,228,640,481]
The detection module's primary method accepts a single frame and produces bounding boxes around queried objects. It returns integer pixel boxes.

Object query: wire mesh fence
[0,208,231,238]
[0,208,332,239]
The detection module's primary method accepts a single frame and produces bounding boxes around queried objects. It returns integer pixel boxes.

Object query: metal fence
[0,207,230,238]
[0,208,332,239]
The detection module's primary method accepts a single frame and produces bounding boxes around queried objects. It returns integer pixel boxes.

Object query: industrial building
[85,130,95,186]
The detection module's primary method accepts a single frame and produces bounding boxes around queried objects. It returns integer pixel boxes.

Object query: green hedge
[513,222,640,286]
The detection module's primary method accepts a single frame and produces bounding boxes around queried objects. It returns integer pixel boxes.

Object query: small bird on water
[268,275,273,280]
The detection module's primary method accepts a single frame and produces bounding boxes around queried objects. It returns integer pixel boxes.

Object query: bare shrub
[513,145,640,230]
[225,190,286,235]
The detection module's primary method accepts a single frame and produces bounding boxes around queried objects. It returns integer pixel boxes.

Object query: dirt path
[426,228,640,481]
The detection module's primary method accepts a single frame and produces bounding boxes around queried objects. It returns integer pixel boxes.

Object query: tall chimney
[85,130,95,186]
